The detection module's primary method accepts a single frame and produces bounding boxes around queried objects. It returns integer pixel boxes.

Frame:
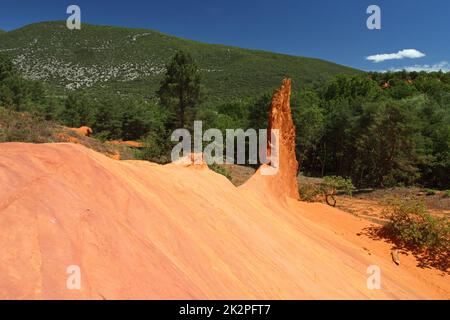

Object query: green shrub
[423,188,437,196]
[322,176,355,196]
[139,131,171,163]
[298,183,321,202]
[298,176,355,205]
[443,190,450,198]
[382,199,449,250]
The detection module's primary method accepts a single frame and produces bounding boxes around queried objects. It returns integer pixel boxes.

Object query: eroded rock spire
[244,78,299,200]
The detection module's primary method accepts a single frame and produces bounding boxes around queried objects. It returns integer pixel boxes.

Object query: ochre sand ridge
[0,79,448,299]
[1,143,448,299]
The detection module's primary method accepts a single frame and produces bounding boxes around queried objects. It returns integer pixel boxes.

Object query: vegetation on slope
[0,21,360,101]
[382,199,449,252]
[369,198,450,272]
[0,107,56,143]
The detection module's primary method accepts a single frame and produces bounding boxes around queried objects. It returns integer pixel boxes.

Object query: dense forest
[0,52,449,189]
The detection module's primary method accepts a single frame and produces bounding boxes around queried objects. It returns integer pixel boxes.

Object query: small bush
[298,176,355,205]
[298,183,321,202]
[382,199,449,250]
[139,131,171,163]
[423,188,436,196]
[322,176,355,196]
[443,190,450,198]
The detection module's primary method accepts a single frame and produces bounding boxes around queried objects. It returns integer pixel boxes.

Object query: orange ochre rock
[107,140,143,148]
[68,126,93,137]
[266,78,299,199]
[242,78,299,201]
[0,80,448,300]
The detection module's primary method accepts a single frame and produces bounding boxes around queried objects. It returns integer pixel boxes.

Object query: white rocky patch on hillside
[11,50,166,90]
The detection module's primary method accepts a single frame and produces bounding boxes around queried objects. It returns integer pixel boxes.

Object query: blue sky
[0,0,448,72]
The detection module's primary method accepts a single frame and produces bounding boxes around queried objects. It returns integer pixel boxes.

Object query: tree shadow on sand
[362,225,449,275]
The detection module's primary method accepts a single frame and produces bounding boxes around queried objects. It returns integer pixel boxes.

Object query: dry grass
[0,107,136,160]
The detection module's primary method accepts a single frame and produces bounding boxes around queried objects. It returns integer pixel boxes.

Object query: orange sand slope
[0,142,448,299]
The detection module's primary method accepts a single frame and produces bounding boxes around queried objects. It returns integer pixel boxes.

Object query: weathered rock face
[107,140,143,148]
[267,78,299,200]
[68,126,93,137]
[243,78,299,200]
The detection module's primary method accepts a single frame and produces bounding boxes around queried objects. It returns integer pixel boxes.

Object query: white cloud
[382,61,450,73]
[367,49,426,63]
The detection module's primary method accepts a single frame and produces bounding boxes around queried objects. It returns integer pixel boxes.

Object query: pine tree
[157,51,203,129]
[0,53,15,82]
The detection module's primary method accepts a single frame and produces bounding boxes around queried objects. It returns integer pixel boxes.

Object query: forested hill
[0,21,360,100]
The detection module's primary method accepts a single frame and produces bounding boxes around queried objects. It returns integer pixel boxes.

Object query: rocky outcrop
[267,78,299,199]
[171,152,207,168]
[68,126,93,137]
[107,140,143,148]
[243,78,299,200]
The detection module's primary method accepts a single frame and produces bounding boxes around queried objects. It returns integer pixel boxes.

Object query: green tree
[247,94,272,130]
[60,92,95,128]
[355,99,422,186]
[90,97,123,139]
[292,90,325,169]
[2,76,30,111]
[157,51,203,129]
[0,53,15,81]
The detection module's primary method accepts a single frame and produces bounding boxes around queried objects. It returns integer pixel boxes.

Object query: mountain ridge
[0,21,361,101]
